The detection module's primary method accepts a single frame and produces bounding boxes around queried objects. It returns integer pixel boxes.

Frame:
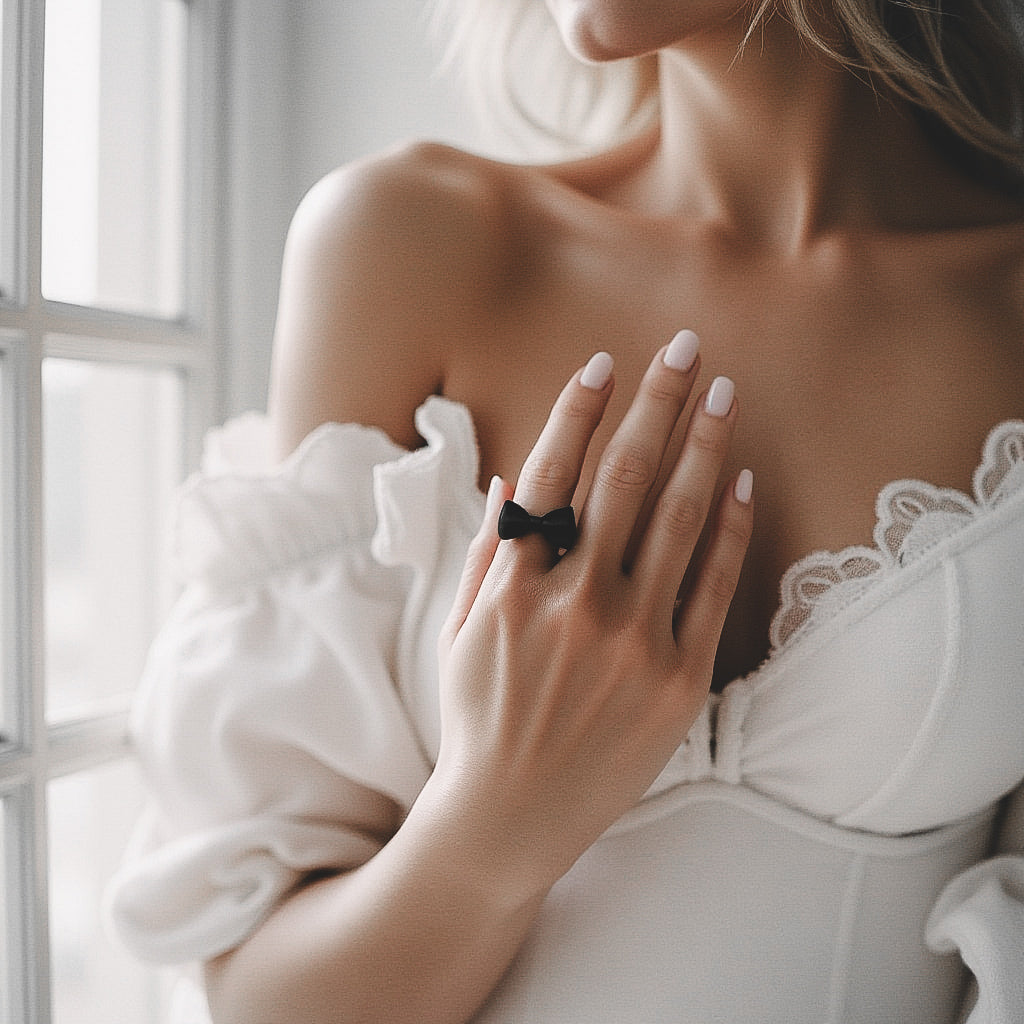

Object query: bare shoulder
[286,140,518,279]
[268,141,531,457]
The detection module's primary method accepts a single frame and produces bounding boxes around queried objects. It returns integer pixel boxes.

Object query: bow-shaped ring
[497,500,578,552]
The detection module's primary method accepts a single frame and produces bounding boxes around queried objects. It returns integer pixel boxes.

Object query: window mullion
[42,328,209,369]
[6,781,49,1023]
[16,0,52,1020]
[44,712,131,780]
[7,341,50,1024]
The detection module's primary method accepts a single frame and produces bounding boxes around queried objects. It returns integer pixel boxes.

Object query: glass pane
[44,357,182,723]
[49,761,175,1024]
[42,0,186,318]
[0,0,15,301]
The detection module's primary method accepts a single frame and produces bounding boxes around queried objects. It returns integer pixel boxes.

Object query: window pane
[44,357,183,723]
[49,761,175,1024]
[42,0,186,318]
[0,0,15,300]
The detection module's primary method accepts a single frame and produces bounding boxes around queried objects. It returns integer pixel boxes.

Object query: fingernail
[663,329,699,372]
[735,468,754,504]
[705,376,735,417]
[486,474,504,516]
[580,351,614,390]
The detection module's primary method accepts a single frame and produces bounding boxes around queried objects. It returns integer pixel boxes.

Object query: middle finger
[577,330,701,567]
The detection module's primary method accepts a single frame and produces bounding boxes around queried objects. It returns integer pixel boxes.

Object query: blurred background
[0,2,488,1020]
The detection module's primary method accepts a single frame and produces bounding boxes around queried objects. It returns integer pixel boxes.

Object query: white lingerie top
[107,399,1024,1023]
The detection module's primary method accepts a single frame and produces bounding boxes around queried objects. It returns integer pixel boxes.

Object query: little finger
[439,474,512,652]
[675,469,754,670]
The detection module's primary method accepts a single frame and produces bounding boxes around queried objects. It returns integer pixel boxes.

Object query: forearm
[203,776,548,1024]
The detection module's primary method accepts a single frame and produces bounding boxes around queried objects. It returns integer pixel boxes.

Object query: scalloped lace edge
[769,420,1024,652]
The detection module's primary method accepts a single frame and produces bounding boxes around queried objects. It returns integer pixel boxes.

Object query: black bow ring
[497,500,578,552]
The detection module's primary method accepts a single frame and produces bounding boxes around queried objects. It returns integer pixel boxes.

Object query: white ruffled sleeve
[106,398,483,965]
[926,782,1024,1024]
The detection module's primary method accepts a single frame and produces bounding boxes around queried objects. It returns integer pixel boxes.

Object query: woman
[108,0,1024,1021]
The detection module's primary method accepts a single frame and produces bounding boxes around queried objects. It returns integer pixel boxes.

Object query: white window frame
[0,1,225,1020]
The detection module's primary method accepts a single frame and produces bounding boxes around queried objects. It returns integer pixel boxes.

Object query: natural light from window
[0,0,13,299]
[41,0,186,318]
[49,761,176,1024]
[43,356,182,724]
[3,1,203,1021]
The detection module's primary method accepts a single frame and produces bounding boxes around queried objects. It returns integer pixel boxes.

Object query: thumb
[439,474,510,650]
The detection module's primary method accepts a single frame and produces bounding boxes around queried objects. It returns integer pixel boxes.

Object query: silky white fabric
[106,399,1024,1022]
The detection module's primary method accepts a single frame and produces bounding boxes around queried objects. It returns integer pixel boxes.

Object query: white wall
[288,1,479,191]
[222,0,480,418]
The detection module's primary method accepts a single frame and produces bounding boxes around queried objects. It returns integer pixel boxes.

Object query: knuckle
[490,570,542,626]
[568,570,620,630]
[703,564,741,606]
[598,442,657,493]
[519,451,578,494]
[688,421,731,460]
[719,510,754,550]
[643,368,687,406]
[659,490,708,538]
[558,388,599,424]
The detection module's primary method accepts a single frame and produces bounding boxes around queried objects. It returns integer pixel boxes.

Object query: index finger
[504,351,614,568]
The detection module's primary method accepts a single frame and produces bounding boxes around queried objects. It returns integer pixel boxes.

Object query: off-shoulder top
[106,398,1024,1023]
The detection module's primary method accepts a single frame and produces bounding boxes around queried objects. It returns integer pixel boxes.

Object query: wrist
[400,769,559,913]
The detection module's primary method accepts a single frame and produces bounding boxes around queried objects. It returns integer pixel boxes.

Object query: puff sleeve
[106,399,483,965]
[926,785,1024,1022]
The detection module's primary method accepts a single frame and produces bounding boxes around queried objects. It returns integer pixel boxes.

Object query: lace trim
[769,420,1024,651]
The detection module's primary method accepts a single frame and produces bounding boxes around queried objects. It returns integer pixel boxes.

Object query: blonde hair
[433,0,1024,191]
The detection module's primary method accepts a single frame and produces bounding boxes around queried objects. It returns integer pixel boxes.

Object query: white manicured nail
[735,468,754,504]
[663,330,699,372]
[705,376,735,417]
[580,351,614,390]
[486,475,504,516]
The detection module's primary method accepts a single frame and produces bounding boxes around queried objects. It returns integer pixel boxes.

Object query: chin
[545,0,658,60]
[545,0,745,62]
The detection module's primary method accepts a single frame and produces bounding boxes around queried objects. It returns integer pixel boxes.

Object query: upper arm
[268,142,509,459]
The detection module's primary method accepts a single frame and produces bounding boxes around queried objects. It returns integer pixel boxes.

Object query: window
[0,2,222,1021]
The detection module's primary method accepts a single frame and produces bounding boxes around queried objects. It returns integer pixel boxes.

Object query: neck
[635,12,954,252]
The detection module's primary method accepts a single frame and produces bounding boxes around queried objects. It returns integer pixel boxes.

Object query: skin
[205,2,1024,1022]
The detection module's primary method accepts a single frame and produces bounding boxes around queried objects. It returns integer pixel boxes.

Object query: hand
[430,333,753,900]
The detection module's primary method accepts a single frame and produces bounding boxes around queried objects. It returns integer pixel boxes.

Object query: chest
[444,243,1024,680]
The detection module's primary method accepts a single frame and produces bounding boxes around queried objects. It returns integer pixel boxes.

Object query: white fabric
[105,399,1024,1022]
[926,857,1024,1024]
